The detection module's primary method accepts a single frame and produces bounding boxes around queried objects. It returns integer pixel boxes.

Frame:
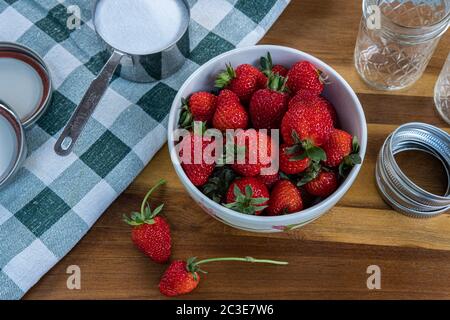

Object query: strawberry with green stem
[249,72,290,130]
[123,179,171,264]
[281,100,333,162]
[215,63,266,104]
[322,129,361,176]
[225,177,270,215]
[260,52,288,77]
[285,131,327,167]
[159,256,288,297]
[179,92,217,129]
[304,170,338,198]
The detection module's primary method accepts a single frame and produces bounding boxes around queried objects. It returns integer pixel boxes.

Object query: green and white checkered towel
[0,0,290,299]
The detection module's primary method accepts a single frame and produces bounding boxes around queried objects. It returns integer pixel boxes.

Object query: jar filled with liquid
[355,0,450,91]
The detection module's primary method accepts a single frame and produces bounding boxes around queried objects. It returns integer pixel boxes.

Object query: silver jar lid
[376,122,450,218]
[0,102,27,188]
[0,42,52,128]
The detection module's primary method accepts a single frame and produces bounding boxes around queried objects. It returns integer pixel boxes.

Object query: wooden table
[25,0,450,299]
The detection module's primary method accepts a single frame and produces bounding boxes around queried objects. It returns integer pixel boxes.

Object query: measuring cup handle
[54,50,125,156]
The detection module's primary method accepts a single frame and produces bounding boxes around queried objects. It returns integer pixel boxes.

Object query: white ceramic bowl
[168,45,367,233]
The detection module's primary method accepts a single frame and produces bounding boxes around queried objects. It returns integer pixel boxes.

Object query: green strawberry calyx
[123,179,166,226]
[260,52,274,77]
[223,184,269,215]
[288,131,327,163]
[297,161,322,186]
[267,73,288,93]
[179,98,208,131]
[215,63,236,88]
[179,98,193,129]
[186,256,289,280]
[202,167,237,203]
[339,136,362,177]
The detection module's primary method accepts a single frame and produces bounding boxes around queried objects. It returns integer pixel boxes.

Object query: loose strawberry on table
[225,177,270,215]
[249,73,289,130]
[123,179,171,264]
[267,180,303,216]
[159,257,288,297]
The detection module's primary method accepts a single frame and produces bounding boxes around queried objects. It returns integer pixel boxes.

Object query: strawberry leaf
[306,146,326,163]
[215,63,236,88]
[260,52,273,77]
[297,162,321,186]
[202,167,237,203]
[179,99,193,129]
[223,183,267,215]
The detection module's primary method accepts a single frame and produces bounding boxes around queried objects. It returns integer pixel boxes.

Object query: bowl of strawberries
[168,45,367,232]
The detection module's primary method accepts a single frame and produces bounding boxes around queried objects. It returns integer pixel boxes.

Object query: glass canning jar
[435,53,450,124]
[355,0,450,91]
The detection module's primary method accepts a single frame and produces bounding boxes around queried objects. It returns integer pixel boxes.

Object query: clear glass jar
[355,0,450,91]
[435,53,450,124]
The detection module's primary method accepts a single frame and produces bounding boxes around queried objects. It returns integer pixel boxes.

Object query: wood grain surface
[25,0,450,300]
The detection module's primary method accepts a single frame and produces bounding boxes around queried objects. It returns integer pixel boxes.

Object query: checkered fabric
[0,0,290,299]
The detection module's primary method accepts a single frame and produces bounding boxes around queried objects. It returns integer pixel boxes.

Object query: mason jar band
[376,122,450,218]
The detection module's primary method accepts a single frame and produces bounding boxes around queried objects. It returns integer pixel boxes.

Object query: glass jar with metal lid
[0,42,53,187]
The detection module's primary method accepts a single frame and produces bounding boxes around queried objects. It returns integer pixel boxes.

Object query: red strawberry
[123,179,171,264]
[159,260,199,297]
[179,134,217,186]
[267,180,303,216]
[212,90,248,131]
[323,130,361,175]
[231,129,274,177]
[217,88,240,105]
[289,93,338,126]
[287,61,325,95]
[288,89,319,107]
[159,256,288,297]
[215,64,265,104]
[179,92,216,128]
[258,172,280,189]
[249,73,289,130]
[279,144,310,174]
[225,177,270,215]
[304,171,338,198]
[280,101,333,162]
[260,52,288,77]
[272,64,289,77]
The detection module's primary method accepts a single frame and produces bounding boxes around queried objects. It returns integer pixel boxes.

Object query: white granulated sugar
[95,0,189,55]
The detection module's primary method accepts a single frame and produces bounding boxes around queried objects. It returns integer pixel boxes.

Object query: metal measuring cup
[55,0,190,156]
